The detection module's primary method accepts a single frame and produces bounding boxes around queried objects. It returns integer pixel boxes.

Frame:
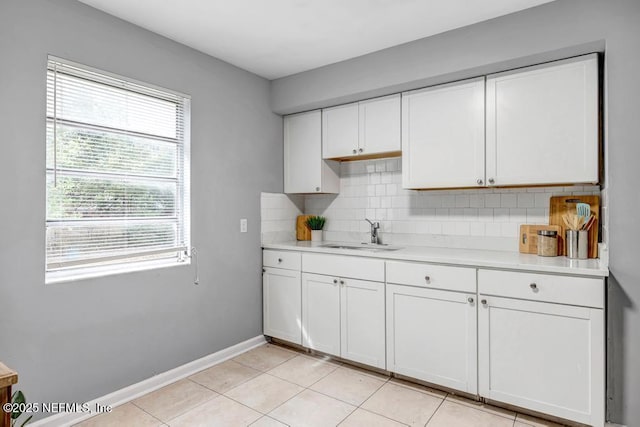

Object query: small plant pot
[311,230,323,242]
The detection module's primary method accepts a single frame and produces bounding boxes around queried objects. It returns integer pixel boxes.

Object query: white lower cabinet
[478,270,605,427]
[386,260,478,395]
[387,285,477,394]
[263,267,302,345]
[302,272,386,369]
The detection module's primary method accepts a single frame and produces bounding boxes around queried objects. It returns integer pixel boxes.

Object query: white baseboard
[30,335,266,427]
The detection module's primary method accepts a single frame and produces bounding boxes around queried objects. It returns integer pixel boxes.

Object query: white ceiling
[79,0,555,80]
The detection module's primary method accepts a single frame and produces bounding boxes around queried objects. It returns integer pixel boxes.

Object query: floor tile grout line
[423,391,449,426]
[130,401,170,425]
[155,390,220,425]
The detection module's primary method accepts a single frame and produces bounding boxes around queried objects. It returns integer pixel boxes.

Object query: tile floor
[76,343,567,427]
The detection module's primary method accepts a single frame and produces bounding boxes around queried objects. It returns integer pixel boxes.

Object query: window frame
[45,56,191,284]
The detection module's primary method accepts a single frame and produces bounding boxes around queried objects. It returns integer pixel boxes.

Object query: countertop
[262,241,609,278]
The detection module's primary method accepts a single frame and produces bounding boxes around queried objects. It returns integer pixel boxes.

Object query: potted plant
[306,216,326,242]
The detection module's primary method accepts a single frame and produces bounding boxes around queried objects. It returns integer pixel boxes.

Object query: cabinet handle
[333,279,338,284]
[476,178,483,185]
[488,178,495,185]
[358,148,363,153]
[468,297,474,304]
[530,283,537,290]
[339,280,345,285]
[481,299,488,305]
[262,268,265,273]
[277,258,283,263]
[315,187,320,192]
[352,149,357,154]
[424,275,431,283]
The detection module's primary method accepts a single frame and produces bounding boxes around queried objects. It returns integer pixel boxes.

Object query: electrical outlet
[240,218,248,233]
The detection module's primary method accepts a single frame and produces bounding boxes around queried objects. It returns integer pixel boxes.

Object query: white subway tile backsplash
[262,161,602,252]
[501,194,517,208]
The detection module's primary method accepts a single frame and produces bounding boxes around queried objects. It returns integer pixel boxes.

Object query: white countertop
[262,241,609,277]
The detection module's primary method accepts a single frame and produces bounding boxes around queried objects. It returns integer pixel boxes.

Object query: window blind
[46,57,190,277]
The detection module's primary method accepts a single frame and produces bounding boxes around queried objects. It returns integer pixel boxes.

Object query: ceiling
[79,0,555,80]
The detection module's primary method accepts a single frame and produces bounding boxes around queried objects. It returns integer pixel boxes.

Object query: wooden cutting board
[519,224,562,254]
[296,215,312,241]
[549,195,600,257]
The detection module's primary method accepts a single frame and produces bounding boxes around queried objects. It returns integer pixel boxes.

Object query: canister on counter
[537,229,558,257]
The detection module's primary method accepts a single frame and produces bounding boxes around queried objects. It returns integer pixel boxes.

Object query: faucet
[365,218,380,244]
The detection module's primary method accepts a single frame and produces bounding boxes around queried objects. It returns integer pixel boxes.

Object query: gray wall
[271,0,640,424]
[0,0,282,418]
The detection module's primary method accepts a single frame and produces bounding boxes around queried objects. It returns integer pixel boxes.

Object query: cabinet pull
[481,299,488,305]
[467,297,474,304]
[315,187,320,192]
[333,279,338,284]
[358,148,363,153]
[277,258,283,263]
[262,268,265,273]
[352,149,357,154]
[424,275,431,283]
[477,178,483,185]
[530,283,537,290]
[339,280,345,285]
[488,178,495,185]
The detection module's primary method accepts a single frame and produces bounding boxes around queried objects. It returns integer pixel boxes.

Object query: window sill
[45,258,191,285]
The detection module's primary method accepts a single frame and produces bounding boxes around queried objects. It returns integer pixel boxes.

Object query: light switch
[240,218,248,233]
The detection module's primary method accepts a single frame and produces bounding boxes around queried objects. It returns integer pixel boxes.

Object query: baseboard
[30,335,266,427]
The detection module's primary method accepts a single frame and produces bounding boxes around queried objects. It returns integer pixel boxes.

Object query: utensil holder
[566,230,578,259]
[578,230,588,259]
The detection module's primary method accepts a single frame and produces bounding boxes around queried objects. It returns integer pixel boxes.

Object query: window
[46,57,190,282]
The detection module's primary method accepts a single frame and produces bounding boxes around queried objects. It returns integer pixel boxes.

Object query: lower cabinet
[478,269,605,427]
[302,272,386,369]
[478,296,604,426]
[386,284,478,394]
[263,267,302,345]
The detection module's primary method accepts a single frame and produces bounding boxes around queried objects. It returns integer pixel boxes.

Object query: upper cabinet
[284,110,339,194]
[402,78,485,189]
[486,54,599,186]
[322,94,401,159]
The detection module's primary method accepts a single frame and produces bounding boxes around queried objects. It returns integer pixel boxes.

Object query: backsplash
[262,158,602,252]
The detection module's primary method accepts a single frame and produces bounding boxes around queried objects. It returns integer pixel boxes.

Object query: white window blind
[46,57,190,280]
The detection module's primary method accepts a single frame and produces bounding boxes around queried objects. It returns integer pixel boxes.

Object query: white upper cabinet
[359,94,401,156]
[402,78,485,189]
[486,54,599,186]
[322,94,401,159]
[322,102,359,158]
[284,110,339,194]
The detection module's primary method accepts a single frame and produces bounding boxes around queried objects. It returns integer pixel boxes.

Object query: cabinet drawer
[478,269,604,308]
[263,250,301,270]
[386,261,476,293]
[302,253,384,282]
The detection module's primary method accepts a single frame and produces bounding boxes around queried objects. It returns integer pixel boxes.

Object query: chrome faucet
[365,218,380,244]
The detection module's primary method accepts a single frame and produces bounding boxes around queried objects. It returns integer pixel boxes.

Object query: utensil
[549,196,600,257]
[582,214,596,231]
[577,203,591,223]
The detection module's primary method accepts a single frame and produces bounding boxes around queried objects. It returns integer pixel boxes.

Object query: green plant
[11,390,32,427]
[306,215,326,230]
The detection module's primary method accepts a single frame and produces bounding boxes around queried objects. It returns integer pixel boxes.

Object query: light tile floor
[76,343,568,427]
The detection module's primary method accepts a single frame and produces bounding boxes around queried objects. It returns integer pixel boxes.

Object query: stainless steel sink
[320,243,401,252]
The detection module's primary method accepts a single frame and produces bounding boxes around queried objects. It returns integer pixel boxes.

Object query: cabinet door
[340,279,385,369]
[386,284,477,394]
[302,273,341,356]
[402,77,485,189]
[322,103,359,158]
[359,94,401,156]
[478,296,604,426]
[263,267,301,345]
[486,54,599,186]
[284,111,339,194]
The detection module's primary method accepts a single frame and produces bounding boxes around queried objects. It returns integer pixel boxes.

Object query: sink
[319,243,401,252]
